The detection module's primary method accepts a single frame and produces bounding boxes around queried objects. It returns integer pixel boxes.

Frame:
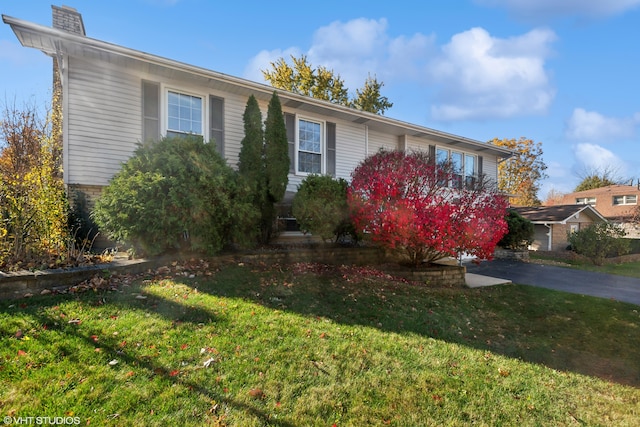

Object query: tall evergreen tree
[264,92,289,203]
[236,95,266,246]
[238,95,265,191]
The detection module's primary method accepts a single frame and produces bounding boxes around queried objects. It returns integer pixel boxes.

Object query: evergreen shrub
[498,209,534,250]
[292,174,355,242]
[93,136,243,256]
[568,222,630,265]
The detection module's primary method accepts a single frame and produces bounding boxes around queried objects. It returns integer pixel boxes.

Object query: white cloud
[428,27,557,121]
[244,18,435,91]
[475,0,640,20]
[565,108,639,142]
[309,18,388,61]
[573,143,628,173]
[243,47,301,84]
[244,20,557,122]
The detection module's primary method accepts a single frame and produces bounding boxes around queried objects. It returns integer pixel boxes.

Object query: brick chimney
[52,5,85,36]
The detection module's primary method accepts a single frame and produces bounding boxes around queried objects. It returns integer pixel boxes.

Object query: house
[557,184,640,238]
[512,205,607,251]
[3,6,512,232]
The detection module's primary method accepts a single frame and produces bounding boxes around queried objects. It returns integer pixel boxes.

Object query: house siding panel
[66,57,141,186]
[367,129,397,154]
[63,50,503,194]
[217,92,247,165]
[335,120,366,181]
[407,136,438,152]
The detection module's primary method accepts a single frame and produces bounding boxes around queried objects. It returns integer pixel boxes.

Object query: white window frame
[435,146,477,189]
[161,85,207,139]
[576,197,596,205]
[296,116,325,176]
[612,195,638,206]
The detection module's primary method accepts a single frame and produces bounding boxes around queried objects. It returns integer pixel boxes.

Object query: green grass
[1,260,639,426]
[530,251,640,278]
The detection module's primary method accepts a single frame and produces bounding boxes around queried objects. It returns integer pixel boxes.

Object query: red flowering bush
[348,150,508,267]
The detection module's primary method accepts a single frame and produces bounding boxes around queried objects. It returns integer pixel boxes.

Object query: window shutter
[285,113,296,173]
[428,145,436,164]
[142,80,160,142]
[209,96,224,156]
[478,156,483,178]
[327,122,336,177]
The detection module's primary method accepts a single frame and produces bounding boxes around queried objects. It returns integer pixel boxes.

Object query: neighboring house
[513,205,607,251]
[3,6,512,230]
[557,184,640,238]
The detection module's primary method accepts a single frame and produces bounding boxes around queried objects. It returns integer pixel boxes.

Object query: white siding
[66,58,141,186]
[64,57,502,191]
[334,120,366,181]
[407,135,436,152]
[482,155,498,182]
[367,129,397,154]
[216,91,248,167]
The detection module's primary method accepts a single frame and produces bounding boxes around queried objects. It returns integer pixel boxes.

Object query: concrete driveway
[465,259,640,306]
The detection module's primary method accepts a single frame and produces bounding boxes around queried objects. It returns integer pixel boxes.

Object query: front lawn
[530,251,640,278]
[1,260,639,426]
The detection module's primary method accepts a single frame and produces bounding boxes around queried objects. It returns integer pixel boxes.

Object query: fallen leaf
[180,344,188,350]
[17,350,27,357]
[169,369,180,377]
[203,358,216,368]
[108,359,118,366]
[91,335,99,342]
[68,319,81,325]
[125,371,135,377]
[248,388,264,399]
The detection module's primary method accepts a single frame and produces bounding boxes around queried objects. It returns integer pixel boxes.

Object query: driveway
[465,259,640,306]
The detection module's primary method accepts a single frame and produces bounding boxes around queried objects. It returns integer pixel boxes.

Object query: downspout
[544,223,552,251]
[364,125,369,156]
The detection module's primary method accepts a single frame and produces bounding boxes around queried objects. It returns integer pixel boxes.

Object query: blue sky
[1,0,640,199]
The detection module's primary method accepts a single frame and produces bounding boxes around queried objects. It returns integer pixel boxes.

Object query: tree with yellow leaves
[489,137,548,207]
[0,95,67,269]
[262,55,393,115]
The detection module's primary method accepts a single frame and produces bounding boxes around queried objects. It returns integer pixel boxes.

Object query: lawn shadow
[199,262,640,388]
[0,275,296,426]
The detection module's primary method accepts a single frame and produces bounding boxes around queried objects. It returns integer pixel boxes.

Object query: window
[167,90,203,137]
[298,118,323,174]
[436,147,477,189]
[613,195,637,205]
[283,114,336,176]
[464,155,475,187]
[576,197,596,205]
